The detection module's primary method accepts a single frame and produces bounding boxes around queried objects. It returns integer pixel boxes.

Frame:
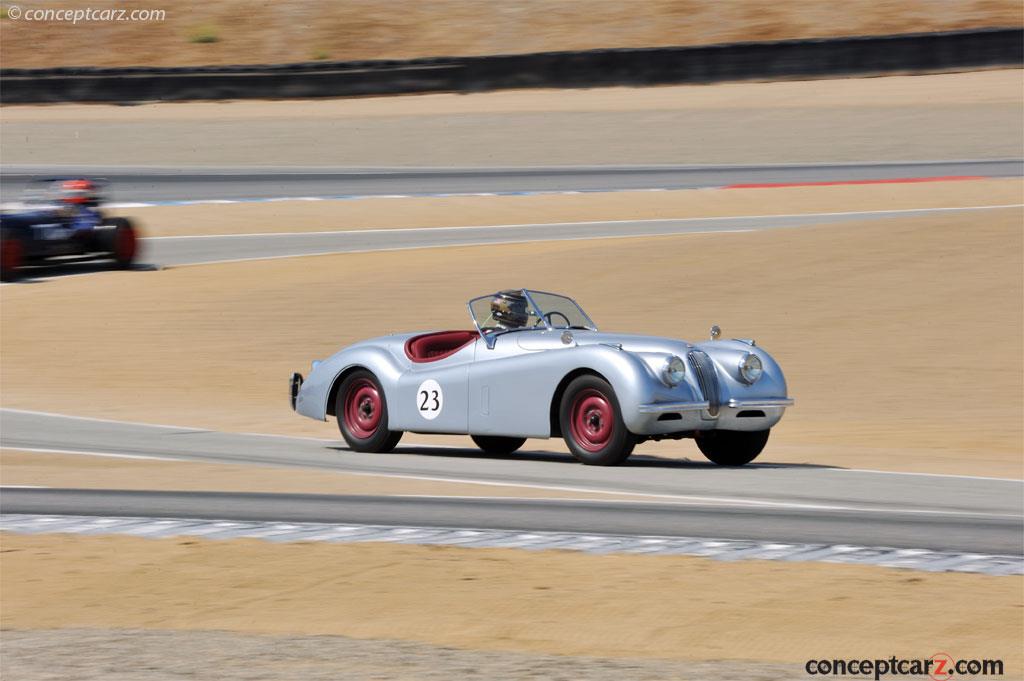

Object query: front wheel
[471,435,526,455]
[336,369,403,453]
[559,375,636,466]
[696,429,770,466]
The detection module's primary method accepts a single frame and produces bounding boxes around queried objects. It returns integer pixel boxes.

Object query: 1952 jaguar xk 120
[291,289,792,466]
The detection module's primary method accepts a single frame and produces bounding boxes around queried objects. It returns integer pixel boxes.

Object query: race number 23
[416,379,443,420]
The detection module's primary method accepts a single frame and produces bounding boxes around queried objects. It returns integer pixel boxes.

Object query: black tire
[558,374,636,466]
[0,232,25,282]
[335,369,403,453]
[696,429,770,466]
[97,217,138,269]
[471,435,526,455]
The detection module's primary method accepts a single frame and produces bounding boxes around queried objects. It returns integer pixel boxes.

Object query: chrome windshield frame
[524,289,599,332]
[467,289,597,349]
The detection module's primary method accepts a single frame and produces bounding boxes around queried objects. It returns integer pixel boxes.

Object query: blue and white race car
[0,178,139,281]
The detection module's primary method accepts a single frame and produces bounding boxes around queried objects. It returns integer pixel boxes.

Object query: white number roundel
[416,379,443,420]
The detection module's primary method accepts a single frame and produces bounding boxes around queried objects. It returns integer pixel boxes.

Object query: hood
[570,330,693,354]
[517,329,693,355]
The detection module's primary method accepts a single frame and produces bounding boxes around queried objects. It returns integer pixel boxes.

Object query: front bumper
[727,397,794,409]
[637,401,710,414]
[632,396,793,434]
[289,372,304,411]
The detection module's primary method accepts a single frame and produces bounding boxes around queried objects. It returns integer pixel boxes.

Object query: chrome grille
[688,350,720,416]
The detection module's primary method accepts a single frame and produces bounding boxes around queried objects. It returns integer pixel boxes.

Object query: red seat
[404,330,478,363]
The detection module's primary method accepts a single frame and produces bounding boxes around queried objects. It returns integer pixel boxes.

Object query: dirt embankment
[1,0,1020,68]
[4,70,1021,167]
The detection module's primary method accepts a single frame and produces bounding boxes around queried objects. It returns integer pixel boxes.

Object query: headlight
[739,353,763,384]
[662,355,686,386]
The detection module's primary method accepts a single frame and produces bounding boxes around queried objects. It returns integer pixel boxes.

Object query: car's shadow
[4,261,158,283]
[326,443,839,471]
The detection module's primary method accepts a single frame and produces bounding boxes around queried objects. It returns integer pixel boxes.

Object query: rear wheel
[471,435,526,455]
[559,375,635,465]
[0,233,25,282]
[98,217,137,268]
[696,429,770,466]
[336,369,403,453]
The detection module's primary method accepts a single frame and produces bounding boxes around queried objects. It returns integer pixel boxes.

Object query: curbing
[1,513,1021,575]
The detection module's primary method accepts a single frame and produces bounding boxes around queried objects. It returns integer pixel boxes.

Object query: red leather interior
[405,330,478,363]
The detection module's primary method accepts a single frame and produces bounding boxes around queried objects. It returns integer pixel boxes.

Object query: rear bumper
[289,372,304,411]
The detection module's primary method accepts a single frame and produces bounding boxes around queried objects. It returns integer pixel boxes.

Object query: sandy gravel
[123,178,1024,237]
[3,71,1021,166]
[2,205,1021,477]
[2,533,1020,670]
[2,0,1019,68]
[0,629,794,681]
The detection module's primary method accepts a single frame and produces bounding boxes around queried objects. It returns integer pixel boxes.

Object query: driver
[57,179,103,232]
[59,179,100,208]
[490,289,530,329]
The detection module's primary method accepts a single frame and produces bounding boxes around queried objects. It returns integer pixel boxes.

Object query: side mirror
[710,325,721,341]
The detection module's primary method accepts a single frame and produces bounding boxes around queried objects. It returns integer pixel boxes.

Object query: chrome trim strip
[727,398,794,409]
[637,401,711,414]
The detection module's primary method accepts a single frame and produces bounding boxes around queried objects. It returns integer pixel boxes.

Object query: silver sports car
[290,289,793,466]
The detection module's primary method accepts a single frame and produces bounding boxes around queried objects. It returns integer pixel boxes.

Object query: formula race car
[290,289,793,466]
[0,178,139,282]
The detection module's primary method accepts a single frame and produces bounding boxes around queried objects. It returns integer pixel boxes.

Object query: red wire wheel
[334,369,403,453]
[559,375,635,465]
[569,389,614,452]
[343,378,383,439]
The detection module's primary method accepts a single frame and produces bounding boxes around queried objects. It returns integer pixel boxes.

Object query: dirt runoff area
[1,203,1021,477]
[2,0,1020,68]
[2,533,1021,676]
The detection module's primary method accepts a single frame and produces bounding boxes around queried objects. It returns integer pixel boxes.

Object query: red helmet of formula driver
[59,179,99,207]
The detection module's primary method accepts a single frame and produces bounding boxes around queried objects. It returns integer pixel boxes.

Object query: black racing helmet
[490,289,530,329]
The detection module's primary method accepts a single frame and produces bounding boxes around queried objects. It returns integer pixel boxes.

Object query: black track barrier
[1,28,1020,103]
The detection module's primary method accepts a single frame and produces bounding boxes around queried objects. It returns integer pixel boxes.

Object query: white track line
[0,446,183,462]
[840,468,1022,483]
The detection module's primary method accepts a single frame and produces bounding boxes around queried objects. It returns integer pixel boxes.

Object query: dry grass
[0,0,1020,68]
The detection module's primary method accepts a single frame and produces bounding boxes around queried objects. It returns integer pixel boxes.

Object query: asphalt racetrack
[1,159,1021,204]
[2,160,1022,571]
[2,410,1021,557]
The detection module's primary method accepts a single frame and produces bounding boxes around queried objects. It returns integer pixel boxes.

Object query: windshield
[468,289,597,336]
